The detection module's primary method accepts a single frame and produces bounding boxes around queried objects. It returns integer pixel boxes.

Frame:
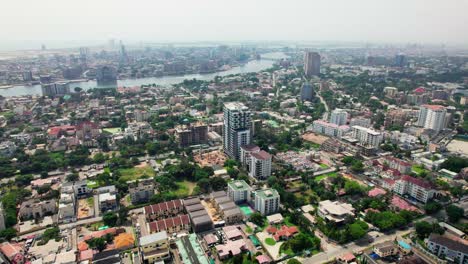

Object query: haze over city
[1,0,468,50]
[0,1,468,264]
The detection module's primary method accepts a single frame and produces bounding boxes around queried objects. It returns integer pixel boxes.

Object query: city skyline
[1,0,468,51]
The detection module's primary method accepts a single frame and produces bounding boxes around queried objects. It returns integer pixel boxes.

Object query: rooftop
[228,180,250,191]
[139,231,168,246]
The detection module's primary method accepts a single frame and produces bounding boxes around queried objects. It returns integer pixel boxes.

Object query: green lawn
[118,166,155,182]
[87,180,100,189]
[170,180,197,198]
[319,163,329,169]
[265,238,276,246]
[412,165,428,175]
[86,197,94,207]
[314,172,337,182]
[103,127,122,134]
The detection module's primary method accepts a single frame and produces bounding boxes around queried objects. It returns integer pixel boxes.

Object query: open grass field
[118,165,155,182]
[171,180,197,197]
[265,238,276,246]
[314,172,337,182]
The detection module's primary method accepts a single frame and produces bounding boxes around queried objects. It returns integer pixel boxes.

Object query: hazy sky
[2,0,468,50]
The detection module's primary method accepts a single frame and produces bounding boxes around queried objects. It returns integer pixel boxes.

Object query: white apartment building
[351,125,383,148]
[227,180,251,203]
[393,175,435,203]
[311,120,350,138]
[249,150,272,180]
[330,109,348,126]
[253,189,280,216]
[417,104,446,132]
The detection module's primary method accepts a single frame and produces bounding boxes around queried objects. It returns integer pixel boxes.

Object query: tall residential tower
[304,51,321,78]
[223,102,251,160]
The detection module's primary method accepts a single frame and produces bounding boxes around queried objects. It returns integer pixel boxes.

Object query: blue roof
[398,240,411,250]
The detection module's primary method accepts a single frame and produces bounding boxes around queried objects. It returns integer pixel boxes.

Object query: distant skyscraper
[119,41,128,64]
[395,53,407,67]
[22,71,33,82]
[300,83,314,101]
[41,44,46,51]
[417,105,446,132]
[223,102,251,160]
[41,82,70,97]
[96,66,117,87]
[330,109,348,126]
[304,51,321,77]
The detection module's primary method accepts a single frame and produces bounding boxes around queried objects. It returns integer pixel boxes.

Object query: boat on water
[0,85,13,89]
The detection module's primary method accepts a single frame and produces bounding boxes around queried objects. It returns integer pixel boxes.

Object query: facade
[253,189,280,216]
[351,125,382,148]
[330,109,348,126]
[0,203,5,231]
[300,83,314,102]
[318,200,355,224]
[223,102,251,160]
[240,144,261,169]
[393,175,435,203]
[384,109,407,129]
[304,51,321,77]
[128,178,155,204]
[98,192,118,213]
[139,231,171,263]
[175,122,208,147]
[383,156,412,174]
[227,180,251,203]
[349,117,371,128]
[249,150,272,180]
[384,86,398,97]
[427,234,468,264]
[417,104,446,132]
[134,109,150,122]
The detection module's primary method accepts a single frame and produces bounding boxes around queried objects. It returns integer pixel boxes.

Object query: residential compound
[417,104,447,132]
[253,189,280,216]
[249,150,272,180]
[223,102,251,160]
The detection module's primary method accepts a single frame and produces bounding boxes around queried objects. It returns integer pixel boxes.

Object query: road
[303,215,436,264]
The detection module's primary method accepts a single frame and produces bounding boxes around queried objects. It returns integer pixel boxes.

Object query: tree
[446,205,464,223]
[93,153,106,164]
[348,222,367,240]
[249,212,265,227]
[440,156,468,173]
[211,177,226,191]
[344,180,363,195]
[424,201,442,214]
[103,212,118,227]
[287,259,302,264]
[415,221,433,239]
[66,173,79,182]
[197,178,211,193]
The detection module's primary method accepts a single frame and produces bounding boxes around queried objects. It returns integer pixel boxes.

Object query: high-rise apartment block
[223,102,251,160]
[253,189,280,216]
[417,104,446,132]
[351,125,383,148]
[330,109,348,126]
[304,51,321,77]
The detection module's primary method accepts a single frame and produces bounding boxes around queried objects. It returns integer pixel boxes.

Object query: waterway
[0,52,288,97]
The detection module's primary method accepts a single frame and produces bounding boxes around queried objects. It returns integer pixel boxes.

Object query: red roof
[148,215,190,233]
[82,228,116,241]
[422,104,445,111]
[48,125,76,135]
[385,156,412,167]
[368,188,387,197]
[144,199,184,216]
[414,87,426,94]
[251,150,271,160]
[402,175,433,189]
[272,225,298,241]
[76,121,99,130]
[391,196,419,212]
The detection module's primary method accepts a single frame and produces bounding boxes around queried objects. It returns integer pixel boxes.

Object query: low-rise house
[19,199,57,220]
[0,242,24,264]
[374,241,398,258]
[318,200,354,224]
[139,231,171,263]
[98,192,118,213]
